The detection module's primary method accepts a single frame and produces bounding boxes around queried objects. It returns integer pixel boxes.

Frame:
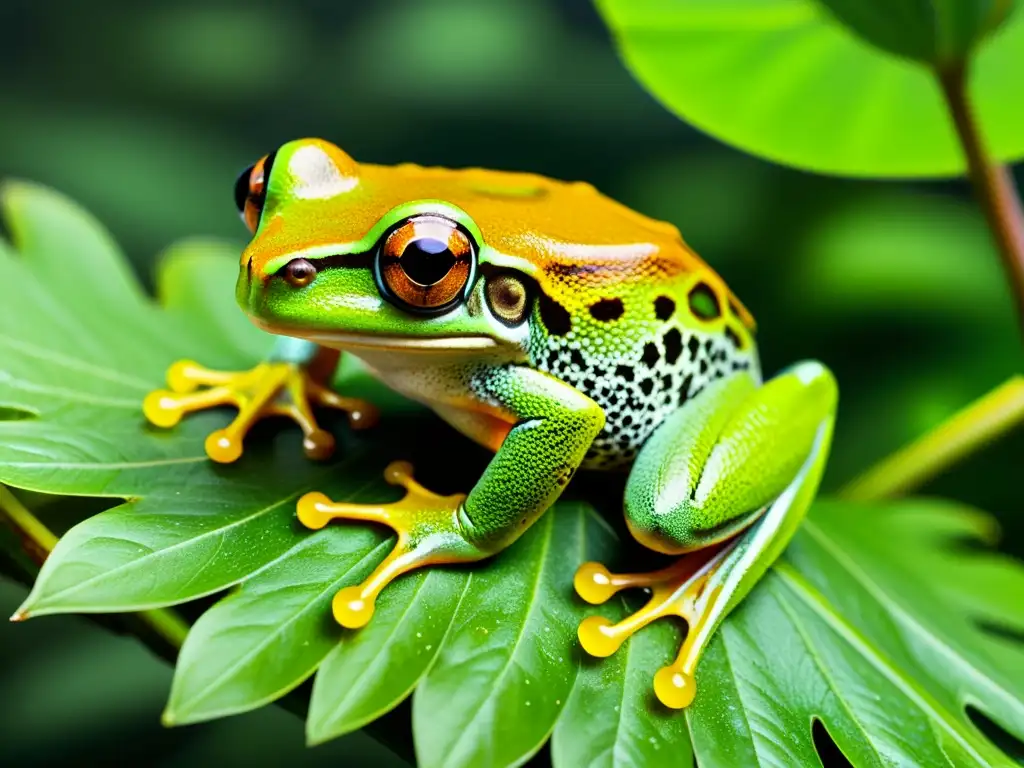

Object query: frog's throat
[251,319,499,353]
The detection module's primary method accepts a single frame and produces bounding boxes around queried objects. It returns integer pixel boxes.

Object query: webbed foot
[574,543,732,710]
[143,359,378,463]
[297,462,486,628]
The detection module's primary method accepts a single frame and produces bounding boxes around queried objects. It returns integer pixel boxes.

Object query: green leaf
[306,568,470,744]
[3,183,1024,766]
[594,0,1024,176]
[816,0,1015,64]
[165,525,389,725]
[552,616,693,768]
[689,499,1024,766]
[411,504,615,768]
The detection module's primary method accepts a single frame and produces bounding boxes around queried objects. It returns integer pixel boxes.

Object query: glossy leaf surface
[594,0,1024,176]
[817,0,1015,63]
[2,184,1023,766]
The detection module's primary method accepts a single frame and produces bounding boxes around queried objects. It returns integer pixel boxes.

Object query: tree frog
[144,139,837,710]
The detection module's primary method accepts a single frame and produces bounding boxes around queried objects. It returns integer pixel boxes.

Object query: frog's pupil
[402,238,455,285]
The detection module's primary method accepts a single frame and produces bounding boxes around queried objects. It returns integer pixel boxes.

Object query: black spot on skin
[642,342,659,368]
[538,293,571,336]
[589,297,624,322]
[570,348,586,369]
[699,359,709,374]
[680,373,694,399]
[615,364,634,382]
[583,378,596,391]
[622,414,633,427]
[639,378,655,396]
[654,296,675,321]
[661,374,673,389]
[688,336,700,362]
[689,282,722,320]
[725,325,745,350]
[704,338,714,353]
[663,328,682,364]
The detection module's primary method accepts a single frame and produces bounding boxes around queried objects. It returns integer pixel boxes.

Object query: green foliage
[817,0,1015,63]
[594,0,1024,176]
[3,181,1024,766]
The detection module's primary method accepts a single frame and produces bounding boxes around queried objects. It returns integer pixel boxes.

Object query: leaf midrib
[0,333,153,391]
[314,570,471,736]
[442,511,557,766]
[27,490,304,610]
[770,579,886,767]
[172,537,393,720]
[802,518,1023,716]
[774,562,999,766]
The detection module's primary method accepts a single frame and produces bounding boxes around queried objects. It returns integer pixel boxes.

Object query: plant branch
[840,376,1024,502]
[937,62,1024,334]
[0,485,188,654]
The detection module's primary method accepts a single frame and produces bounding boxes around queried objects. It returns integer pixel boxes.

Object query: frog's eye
[377,215,475,313]
[485,273,531,326]
[234,151,276,233]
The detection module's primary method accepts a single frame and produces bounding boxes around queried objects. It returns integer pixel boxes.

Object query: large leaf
[3,183,1024,766]
[816,0,1015,63]
[594,0,1024,176]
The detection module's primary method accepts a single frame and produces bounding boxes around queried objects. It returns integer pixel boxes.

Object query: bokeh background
[1,0,1020,765]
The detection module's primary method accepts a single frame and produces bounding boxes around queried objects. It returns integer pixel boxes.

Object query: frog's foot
[296,461,486,629]
[574,543,733,710]
[143,360,378,463]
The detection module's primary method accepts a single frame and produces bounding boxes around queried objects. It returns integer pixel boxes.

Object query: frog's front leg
[143,338,378,462]
[575,362,837,709]
[296,365,605,629]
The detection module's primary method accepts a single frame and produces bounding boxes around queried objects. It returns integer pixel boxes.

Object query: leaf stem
[0,485,57,566]
[937,62,1024,334]
[0,485,189,652]
[840,376,1024,502]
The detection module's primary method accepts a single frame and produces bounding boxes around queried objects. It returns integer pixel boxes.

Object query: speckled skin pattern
[527,280,760,470]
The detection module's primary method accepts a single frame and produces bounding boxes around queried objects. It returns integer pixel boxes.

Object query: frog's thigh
[625,362,838,555]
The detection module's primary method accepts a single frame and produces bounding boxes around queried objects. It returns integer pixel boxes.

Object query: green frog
[143,138,837,709]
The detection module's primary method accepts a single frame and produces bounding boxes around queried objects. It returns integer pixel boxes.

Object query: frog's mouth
[252,319,499,353]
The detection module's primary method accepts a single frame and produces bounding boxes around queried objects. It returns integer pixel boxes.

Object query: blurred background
[0,0,1020,765]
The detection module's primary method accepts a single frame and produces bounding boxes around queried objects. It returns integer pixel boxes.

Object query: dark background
[0,0,1020,765]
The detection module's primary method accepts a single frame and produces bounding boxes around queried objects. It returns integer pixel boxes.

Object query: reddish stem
[938,62,1024,335]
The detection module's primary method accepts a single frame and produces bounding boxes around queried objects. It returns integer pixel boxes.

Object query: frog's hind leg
[575,362,837,709]
[143,338,378,463]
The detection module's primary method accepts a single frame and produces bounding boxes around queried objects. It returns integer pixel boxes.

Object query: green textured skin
[625,362,839,554]
[462,365,604,551]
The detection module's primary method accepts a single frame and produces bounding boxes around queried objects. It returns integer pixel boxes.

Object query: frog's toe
[307,379,379,431]
[574,543,731,710]
[144,359,378,463]
[296,461,486,630]
[143,385,237,428]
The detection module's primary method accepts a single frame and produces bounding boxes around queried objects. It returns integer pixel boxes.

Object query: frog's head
[236,138,754,364]
[235,138,543,358]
